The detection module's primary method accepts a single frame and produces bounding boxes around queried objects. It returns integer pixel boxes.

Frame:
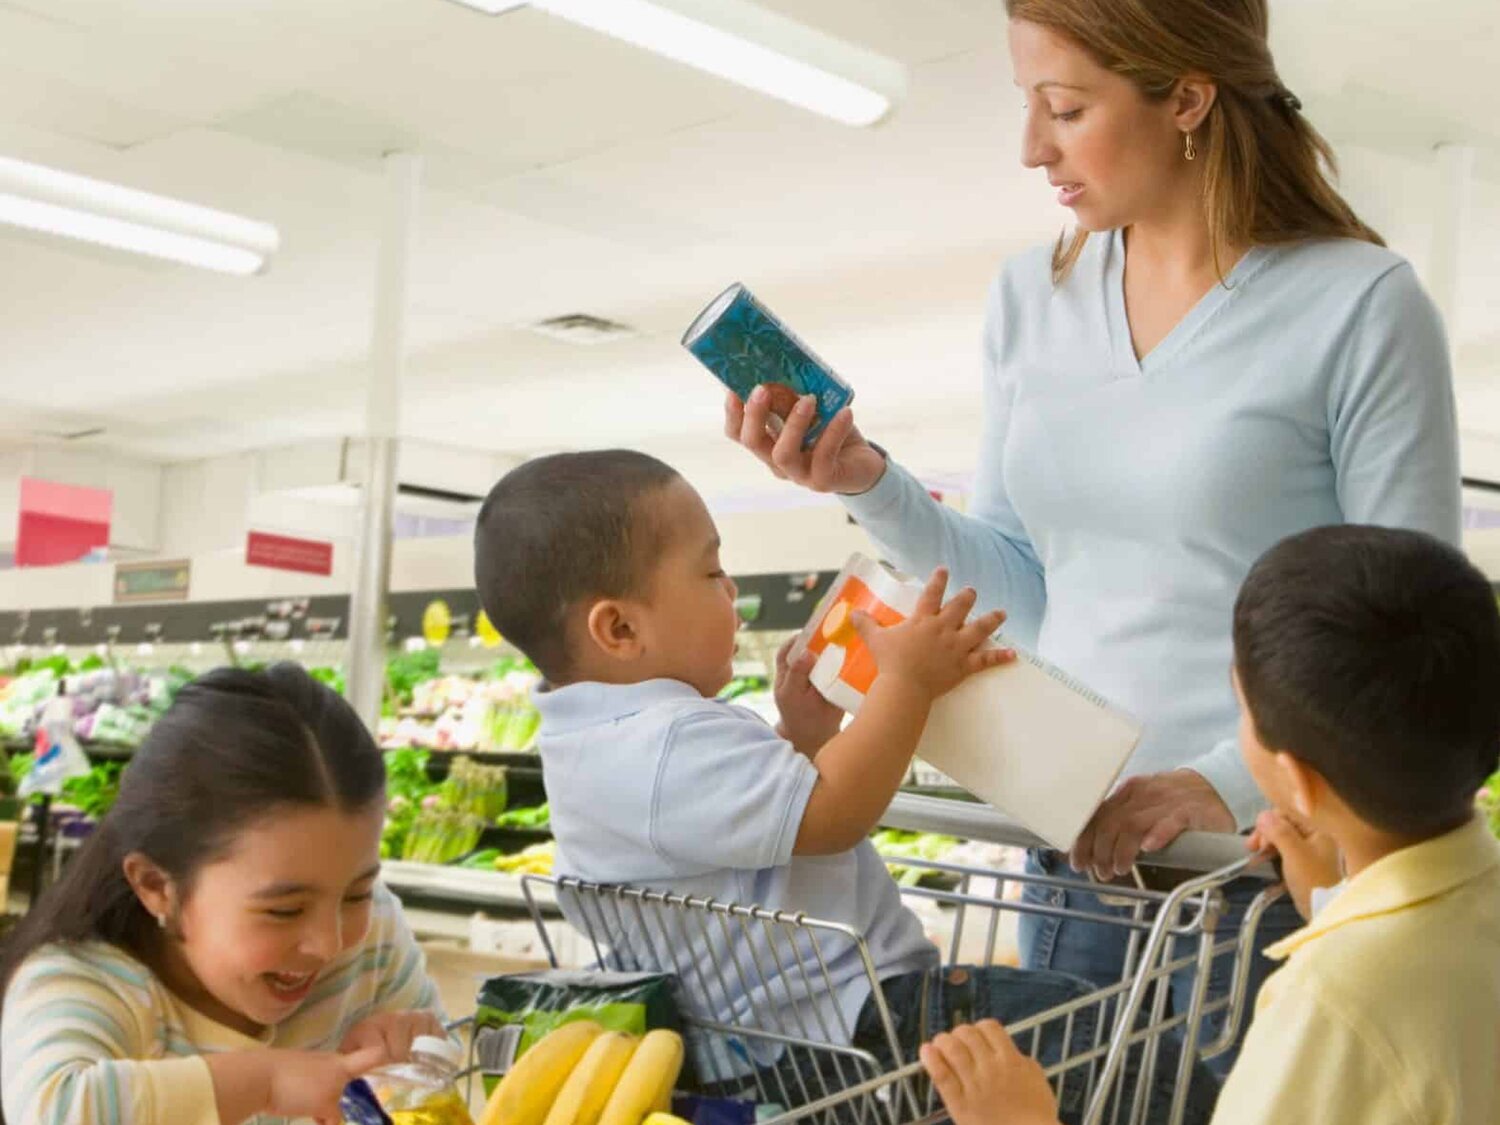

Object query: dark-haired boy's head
[474,450,682,680]
[1232,525,1500,839]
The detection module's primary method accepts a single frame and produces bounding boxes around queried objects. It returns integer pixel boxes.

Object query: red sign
[246,531,334,576]
[15,478,112,567]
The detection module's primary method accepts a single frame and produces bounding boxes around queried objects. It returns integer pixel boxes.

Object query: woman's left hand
[339,1010,446,1063]
[1068,770,1234,881]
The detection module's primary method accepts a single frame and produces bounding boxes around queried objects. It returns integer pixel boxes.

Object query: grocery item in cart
[789,552,1143,850]
[474,972,683,1097]
[347,1035,475,1125]
[477,1022,685,1125]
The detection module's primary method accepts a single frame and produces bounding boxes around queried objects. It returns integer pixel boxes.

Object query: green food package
[473,970,683,1095]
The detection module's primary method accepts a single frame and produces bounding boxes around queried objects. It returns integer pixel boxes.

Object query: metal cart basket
[485,795,1281,1125]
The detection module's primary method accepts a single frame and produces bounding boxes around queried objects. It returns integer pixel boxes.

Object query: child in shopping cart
[475,450,1217,1123]
[924,524,1500,1125]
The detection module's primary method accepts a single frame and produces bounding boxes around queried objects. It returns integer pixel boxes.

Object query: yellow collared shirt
[1214,816,1500,1124]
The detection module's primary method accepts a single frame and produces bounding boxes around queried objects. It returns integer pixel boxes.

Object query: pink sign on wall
[15,478,112,568]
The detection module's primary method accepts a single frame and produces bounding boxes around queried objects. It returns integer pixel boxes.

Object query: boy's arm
[793,673,933,855]
[794,581,1010,856]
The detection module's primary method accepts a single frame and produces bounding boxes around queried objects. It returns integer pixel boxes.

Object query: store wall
[0,448,162,555]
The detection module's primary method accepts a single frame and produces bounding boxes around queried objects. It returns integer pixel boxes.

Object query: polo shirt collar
[532,677,705,736]
[1266,815,1500,961]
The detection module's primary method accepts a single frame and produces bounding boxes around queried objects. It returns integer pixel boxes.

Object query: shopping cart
[487,794,1281,1125]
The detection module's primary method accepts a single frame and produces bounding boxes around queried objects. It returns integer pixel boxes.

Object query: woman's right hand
[853,568,1014,700]
[724,387,887,495]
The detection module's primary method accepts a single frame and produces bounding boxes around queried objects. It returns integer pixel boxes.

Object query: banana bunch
[494,841,555,876]
[478,1021,685,1125]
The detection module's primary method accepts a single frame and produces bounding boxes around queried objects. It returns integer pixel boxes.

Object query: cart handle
[883,792,1274,878]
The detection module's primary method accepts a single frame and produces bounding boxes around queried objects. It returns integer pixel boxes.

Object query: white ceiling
[0,0,1498,493]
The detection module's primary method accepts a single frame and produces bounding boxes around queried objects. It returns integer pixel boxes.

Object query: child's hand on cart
[921,1020,1063,1125]
[1246,808,1342,920]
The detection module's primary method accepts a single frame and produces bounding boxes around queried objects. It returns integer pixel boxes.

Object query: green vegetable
[60,762,125,820]
[306,666,346,697]
[871,829,961,886]
[385,651,441,707]
[495,803,550,830]
[381,748,436,858]
[462,848,503,869]
[717,676,768,702]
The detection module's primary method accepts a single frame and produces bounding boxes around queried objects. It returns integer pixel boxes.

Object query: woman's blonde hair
[1005,0,1382,283]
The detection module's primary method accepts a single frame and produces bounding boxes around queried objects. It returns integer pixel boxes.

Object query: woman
[724,0,1459,1075]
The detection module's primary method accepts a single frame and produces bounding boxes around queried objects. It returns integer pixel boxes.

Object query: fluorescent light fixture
[447,0,906,127]
[0,155,280,275]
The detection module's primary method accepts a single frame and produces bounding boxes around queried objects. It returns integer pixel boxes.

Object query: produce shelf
[380,859,558,911]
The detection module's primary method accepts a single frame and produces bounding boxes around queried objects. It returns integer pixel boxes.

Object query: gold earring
[1184,131,1196,161]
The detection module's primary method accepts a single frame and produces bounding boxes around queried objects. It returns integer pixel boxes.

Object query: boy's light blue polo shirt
[534,677,938,1054]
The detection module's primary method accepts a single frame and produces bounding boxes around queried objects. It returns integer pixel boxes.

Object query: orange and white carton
[790,554,1142,851]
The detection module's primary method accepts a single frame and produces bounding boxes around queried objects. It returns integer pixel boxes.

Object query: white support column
[347,153,421,733]
[1428,143,1476,341]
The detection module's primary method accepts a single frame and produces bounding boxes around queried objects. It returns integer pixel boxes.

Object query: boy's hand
[340,1009,446,1063]
[921,1021,1062,1125]
[853,568,1014,699]
[1247,809,1342,920]
[773,636,843,756]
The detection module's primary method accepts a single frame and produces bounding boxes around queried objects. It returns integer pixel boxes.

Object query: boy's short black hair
[474,450,682,681]
[1233,524,1500,838]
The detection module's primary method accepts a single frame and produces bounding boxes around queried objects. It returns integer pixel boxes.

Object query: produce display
[495,803,551,830]
[379,655,542,753]
[1481,771,1500,838]
[0,662,189,750]
[870,828,963,887]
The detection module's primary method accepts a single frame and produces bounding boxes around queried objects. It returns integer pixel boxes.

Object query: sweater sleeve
[842,273,1049,646]
[1,951,219,1125]
[1327,261,1461,545]
[367,883,446,1021]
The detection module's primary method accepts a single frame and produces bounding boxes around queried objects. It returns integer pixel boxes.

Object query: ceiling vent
[33,427,105,443]
[528,313,637,345]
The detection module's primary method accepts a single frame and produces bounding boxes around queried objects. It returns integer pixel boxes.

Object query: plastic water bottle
[364,1036,475,1125]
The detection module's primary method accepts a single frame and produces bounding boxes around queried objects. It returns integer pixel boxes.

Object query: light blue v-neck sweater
[844,231,1461,827]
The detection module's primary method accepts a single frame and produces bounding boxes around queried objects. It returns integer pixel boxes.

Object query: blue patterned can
[683,282,855,448]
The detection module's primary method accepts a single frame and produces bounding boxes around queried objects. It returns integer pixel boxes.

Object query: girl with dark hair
[0,664,445,1124]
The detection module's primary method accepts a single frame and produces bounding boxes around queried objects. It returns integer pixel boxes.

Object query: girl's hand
[853,569,1014,700]
[340,1009,446,1063]
[266,1045,389,1125]
[773,637,844,756]
[1247,809,1342,920]
[212,1045,388,1125]
[724,388,887,495]
[921,1021,1063,1125]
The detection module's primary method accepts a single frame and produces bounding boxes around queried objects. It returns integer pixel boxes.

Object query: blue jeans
[1018,849,1302,1080]
[738,965,1217,1124]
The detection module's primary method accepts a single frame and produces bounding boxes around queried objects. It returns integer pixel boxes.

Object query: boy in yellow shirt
[922,525,1500,1125]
